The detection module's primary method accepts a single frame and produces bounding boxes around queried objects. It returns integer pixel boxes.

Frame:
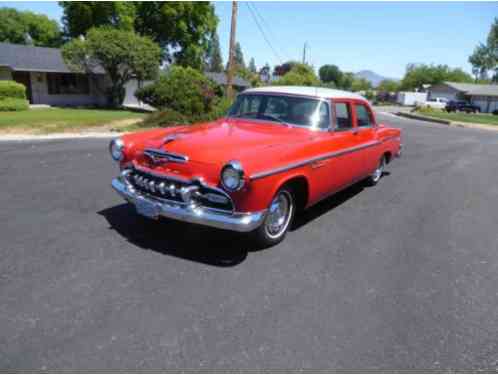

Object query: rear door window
[334,102,353,131]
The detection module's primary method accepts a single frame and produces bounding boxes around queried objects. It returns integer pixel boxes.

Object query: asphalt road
[1,114,498,371]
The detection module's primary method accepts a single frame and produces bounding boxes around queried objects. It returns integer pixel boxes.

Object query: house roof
[444,81,498,97]
[0,42,104,74]
[205,72,250,88]
[244,86,366,100]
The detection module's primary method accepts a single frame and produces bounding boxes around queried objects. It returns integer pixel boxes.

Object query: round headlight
[109,138,124,161]
[221,161,244,192]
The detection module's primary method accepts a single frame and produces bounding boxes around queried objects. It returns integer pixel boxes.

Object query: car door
[352,100,381,177]
[310,100,366,200]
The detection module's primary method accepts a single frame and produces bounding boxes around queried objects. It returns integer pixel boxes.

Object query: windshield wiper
[231,113,290,127]
[260,114,291,127]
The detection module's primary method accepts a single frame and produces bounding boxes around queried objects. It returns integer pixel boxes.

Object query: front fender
[230,168,311,212]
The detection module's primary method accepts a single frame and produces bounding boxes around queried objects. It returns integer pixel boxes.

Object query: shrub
[0,98,29,111]
[135,66,217,116]
[0,81,27,100]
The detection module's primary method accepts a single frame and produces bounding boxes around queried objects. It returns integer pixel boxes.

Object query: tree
[273,63,319,86]
[205,32,223,72]
[319,64,343,86]
[351,77,372,92]
[273,61,298,77]
[377,79,400,93]
[135,65,217,115]
[60,2,218,69]
[234,42,245,69]
[59,2,135,37]
[400,63,473,91]
[486,17,498,81]
[134,2,217,68]
[62,27,161,108]
[249,58,257,74]
[0,7,62,47]
[468,18,498,82]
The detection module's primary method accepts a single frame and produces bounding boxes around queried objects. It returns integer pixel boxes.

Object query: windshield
[227,94,330,129]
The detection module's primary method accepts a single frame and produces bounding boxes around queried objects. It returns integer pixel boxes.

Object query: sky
[0,1,496,79]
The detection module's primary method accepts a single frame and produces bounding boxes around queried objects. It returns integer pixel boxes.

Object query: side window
[334,102,352,130]
[355,104,373,127]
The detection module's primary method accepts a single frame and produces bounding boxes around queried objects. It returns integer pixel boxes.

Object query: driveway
[1,114,498,371]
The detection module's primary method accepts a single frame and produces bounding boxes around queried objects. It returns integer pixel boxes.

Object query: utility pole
[226,1,238,100]
[302,42,307,65]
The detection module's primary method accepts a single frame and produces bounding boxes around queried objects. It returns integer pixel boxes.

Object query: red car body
[110,86,401,244]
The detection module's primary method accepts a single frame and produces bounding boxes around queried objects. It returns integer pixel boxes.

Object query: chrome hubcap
[265,191,293,239]
[372,158,384,182]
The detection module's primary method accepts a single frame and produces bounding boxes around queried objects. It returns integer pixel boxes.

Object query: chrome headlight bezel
[109,138,124,162]
[220,160,245,192]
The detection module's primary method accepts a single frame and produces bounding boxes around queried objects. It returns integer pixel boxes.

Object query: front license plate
[135,198,159,219]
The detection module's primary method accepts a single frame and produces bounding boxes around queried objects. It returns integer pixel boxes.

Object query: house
[0,42,153,108]
[428,81,498,113]
[204,72,251,92]
[0,42,110,106]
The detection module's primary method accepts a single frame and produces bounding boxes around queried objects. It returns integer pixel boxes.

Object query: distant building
[397,92,428,106]
[428,82,498,113]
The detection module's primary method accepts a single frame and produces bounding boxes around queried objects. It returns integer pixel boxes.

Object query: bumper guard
[111,176,266,232]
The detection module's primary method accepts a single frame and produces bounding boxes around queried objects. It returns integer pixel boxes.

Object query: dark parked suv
[445,100,481,113]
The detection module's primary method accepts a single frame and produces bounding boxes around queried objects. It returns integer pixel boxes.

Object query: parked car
[416,97,448,110]
[109,86,402,246]
[445,100,481,113]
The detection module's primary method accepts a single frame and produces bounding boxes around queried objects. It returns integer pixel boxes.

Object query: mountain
[354,70,400,88]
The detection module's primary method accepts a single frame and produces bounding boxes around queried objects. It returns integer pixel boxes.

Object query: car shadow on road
[99,173,390,267]
[291,172,390,230]
[98,204,258,267]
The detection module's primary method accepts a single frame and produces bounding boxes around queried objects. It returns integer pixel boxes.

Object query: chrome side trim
[144,148,189,164]
[112,177,266,232]
[381,136,401,143]
[250,140,382,180]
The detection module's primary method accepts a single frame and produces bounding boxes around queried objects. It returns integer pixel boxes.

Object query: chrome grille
[127,169,234,212]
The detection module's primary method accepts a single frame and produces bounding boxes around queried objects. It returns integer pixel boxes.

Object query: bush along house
[428,81,498,113]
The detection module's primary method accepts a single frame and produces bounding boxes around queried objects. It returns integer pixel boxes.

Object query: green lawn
[415,109,498,126]
[0,108,146,134]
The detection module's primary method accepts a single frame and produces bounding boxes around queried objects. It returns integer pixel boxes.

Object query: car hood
[138,118,314,168]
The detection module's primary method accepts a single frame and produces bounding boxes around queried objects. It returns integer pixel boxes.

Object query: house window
[47,73,90,95]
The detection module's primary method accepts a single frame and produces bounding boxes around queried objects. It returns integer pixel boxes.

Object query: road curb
[0,131,127,142]
[394,112,498,132]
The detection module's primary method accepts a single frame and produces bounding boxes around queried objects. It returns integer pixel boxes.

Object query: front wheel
[366,156,385,186]
[252,189,295,247]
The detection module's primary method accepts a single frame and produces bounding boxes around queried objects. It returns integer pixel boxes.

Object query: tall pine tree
[249,57,257,73]
[205,32,223,72]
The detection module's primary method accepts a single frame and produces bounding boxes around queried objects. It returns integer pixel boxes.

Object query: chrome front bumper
[111,177,266,232]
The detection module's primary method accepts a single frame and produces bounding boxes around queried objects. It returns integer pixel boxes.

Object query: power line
[249,3,289,62]
[245,2,283,64]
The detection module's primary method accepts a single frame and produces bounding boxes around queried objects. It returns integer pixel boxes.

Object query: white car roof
[243,85,366,101]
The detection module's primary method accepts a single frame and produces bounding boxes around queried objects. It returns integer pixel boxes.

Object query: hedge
[0,80,27,100]
[0,98,29,111]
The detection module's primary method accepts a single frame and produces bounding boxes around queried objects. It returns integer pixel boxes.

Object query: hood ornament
[160,134,183,147]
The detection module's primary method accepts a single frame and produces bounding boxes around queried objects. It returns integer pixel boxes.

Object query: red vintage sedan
[110,86,401,246]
